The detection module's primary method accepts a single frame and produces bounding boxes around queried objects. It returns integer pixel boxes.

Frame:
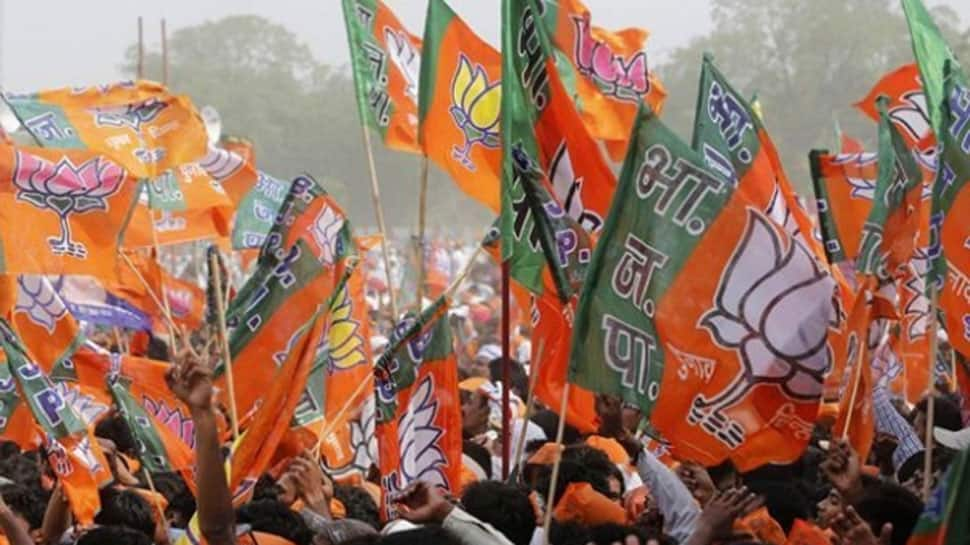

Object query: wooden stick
[923,284,940,502]
[501,260,511,480]
[112,327,126,355]
[511,340,545,481]
[160,19,168,86]
[118,250,180,338]
[359,124,398,320]
[149,209,178,354]
[840,294,869,440]
[542,382,571,545]
[312,376,371,458]
[416,155,429,309]
[137,17,144,80]
[141,468,169,536]
[210,249,240,440]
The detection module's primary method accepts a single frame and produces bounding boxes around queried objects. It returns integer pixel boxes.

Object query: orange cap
[585,435,630,465]
[553,482,627,526]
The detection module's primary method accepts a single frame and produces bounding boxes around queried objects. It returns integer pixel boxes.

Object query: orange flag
[834,278,877,463]
[5,80,208,180]
[0,143,140,277]
[200,142,258,206]
[124,163,233,248]
[854,63,935,154]
[418,0,501,211]
[161,272,205,332]
[9,275,85,374]
[543,0,666,161]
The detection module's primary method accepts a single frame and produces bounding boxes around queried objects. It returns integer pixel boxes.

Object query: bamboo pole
[137,17,144,80]
[501,261,511,480]
[416,155,429,309]
[118,250,180,339]
[160,19,168,86]
[359,125,398,320]
[142,468,170,536]
[511,340,545,482]
[210,249,240,440]
[922,285,940,502]
[840,293,869,439]
[542,382,572,545]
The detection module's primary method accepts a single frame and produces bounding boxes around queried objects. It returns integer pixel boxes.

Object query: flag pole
[118,250,180,341]
[313,244,483,459]
[542,382,571,545]
[210,248,240,440]
[501,260,512,480]
[922,284,940,501]
[511,339,545,482]
[359,125,399,320]
[160,18,168,86]
[149,210,179,355]
[141,468,170,537]
[415,155,429,309]
[137,16,144,80]
[840,290,869,439]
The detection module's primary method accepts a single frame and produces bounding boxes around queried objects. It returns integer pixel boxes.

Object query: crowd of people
[0,236,966,545]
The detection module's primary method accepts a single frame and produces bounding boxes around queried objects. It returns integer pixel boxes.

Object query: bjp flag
[9,275,85,374]
[4,80,208,180]
[200,141,258,206]
[161,272,205,332]
[342,0,421,153]
[540,0,666,161]
[0,143,140,278]
[124,163,233,248]
[855,64,935,154]
[811,151,879,265]
[570,106,841,471]
[419,0,501,211]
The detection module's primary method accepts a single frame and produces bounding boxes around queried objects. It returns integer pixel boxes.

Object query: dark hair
[333,484,381,531]
[379,527,461,545]
[149,472,196,528]
[535,458,610,506]
[852,481,923,545]
[94,488,157,539]
[0,483,46,529]
[489,358,529,399]
[0,453,42,488]
[463,440,493,480]
[94,413,138,456]
[146,335,170,362]
[707,459,739,489]
[914,395,964,432]
[588,523,651,545]
[253,473,283,502]
[236,499,313,545]
[76,526,152,545]
[0,440,20,459]
[530,410,581,446]
[548,521,591,545]
[461,481,535,545]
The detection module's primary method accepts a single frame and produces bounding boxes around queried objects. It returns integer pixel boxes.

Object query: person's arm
[636,447,701,542]
[166,352,235,545]
[0,493,34,545]
[393,481,514,545]
[872,387,923,471]
[39,482,71,545]
[682,487,762,545]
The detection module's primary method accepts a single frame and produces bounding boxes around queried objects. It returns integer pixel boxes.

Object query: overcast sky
[1,0,968,91]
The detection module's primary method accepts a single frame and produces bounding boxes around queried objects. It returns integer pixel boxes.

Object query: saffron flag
[9,275,85,373]
[810,151,878,265]
[0,144,140,277]
[569,105,842,470]
[4,80,208,180]
[856,97,924,281]
[539,0,666,160]
[123,163,233,248]
[342,0,421,153]
[833,278,877,463]
[161,272,205,332]
[199,143,258,206]
[418,0,502,211]
[0,324,111,525]
[375,298,461,518]
[693,56,828,269]
[228,309,328,505]
[906,444,970,545]
[855,64,936,154]
[223,176,351,420]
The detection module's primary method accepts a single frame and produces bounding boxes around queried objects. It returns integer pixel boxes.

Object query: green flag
[500,0,594,301]
[856,97,923,280]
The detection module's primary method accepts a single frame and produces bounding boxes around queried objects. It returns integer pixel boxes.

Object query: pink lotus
[12,150,126,258]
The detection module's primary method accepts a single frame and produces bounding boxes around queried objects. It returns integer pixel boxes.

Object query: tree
[121,15,492,233]
[655,0,969,194]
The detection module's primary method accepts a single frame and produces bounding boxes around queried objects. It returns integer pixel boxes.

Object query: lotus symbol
[325,283,366,372]
[15,275,68,332]
[12,151,125,258]
[310,204,345,267]
[449,54,501,171]
[697,208,838,447]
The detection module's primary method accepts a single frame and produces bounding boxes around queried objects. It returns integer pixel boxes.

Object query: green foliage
[121,15,491,233]
[656,0,968,193]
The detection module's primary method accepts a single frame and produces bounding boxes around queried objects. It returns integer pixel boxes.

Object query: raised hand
[820,439,863,502]
[831,506,891,545]
[391,481,454,525]
[165,348,214,413]
[286,450,334,517]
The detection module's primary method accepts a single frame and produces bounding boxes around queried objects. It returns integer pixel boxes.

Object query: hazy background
[2,0,969,232]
